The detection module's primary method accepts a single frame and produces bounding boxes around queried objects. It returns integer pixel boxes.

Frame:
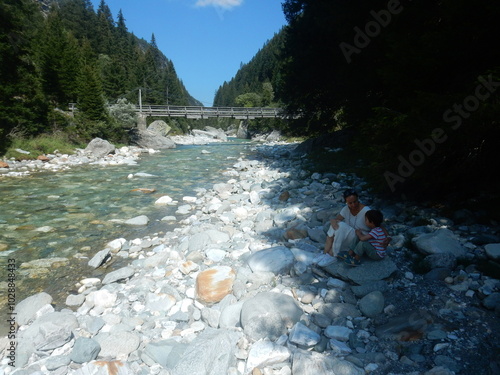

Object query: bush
[3,134,83,160]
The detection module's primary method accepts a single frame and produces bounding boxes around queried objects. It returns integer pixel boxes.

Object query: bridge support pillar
[137,113,147,130]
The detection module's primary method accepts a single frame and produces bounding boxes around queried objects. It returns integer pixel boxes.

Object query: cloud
[195,0,243,10]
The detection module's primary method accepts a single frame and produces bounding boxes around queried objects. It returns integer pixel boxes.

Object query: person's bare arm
[330,214,344,229]
[355,229,372,241]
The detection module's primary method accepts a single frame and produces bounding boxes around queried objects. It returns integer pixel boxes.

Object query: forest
[2,0,500,214]
[0,0,199,153]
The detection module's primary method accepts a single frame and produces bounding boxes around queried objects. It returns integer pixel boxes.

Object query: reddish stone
[130,188,156,194]
[0,161,9,168]
[285,227,308,240]
[279,191,290,201]
[37,155,50,162]
[196,266,236,304]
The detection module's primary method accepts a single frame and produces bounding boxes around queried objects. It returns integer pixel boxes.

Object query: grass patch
[3,134,84,160]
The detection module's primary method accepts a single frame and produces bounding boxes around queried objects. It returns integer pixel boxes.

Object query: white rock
[155,195,173,205]
[125,215,149,225]
[245,340,291,373]
[107,238,126,251]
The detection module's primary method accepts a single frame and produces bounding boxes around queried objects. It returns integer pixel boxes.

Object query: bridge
[69,103,284,120]
[135,105,283,120]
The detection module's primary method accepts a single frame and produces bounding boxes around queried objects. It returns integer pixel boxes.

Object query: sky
[90,0,287,106]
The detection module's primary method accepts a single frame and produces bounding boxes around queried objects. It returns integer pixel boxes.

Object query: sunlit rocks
[195,266,236,304]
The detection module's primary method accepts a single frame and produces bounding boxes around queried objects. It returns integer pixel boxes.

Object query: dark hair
[343,189,358,200]
[365,209,384,227]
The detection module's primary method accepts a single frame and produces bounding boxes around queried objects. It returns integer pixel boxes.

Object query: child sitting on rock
[338,209,389,266]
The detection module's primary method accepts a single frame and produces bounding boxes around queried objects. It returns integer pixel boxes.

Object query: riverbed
[0,139,257,335]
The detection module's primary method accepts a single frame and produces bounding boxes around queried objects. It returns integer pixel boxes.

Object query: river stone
[240,292,303,341]
[85,138,115,158]
[124,215,149,225]
[143,339,189,368]
[292,351,364,375]
[412,228,466,258]
[88,248,111,268]
[375,310,432,340]
[482,293,500,310]
[359,291,385,318]
[323,257,397,284]
[289,322,321,347]
[45,355,71,371]
[155,195,173,205]
[70,337,101,363]
[324,326,352,341]
[148,120,171,136]
[187,232,211,252]
[94,331,140,358]
[219,301,244,328]
[169,328,241,375]
[351,280,388,297]
[246,339,291,373]
[423,253,457,270]
[18,311,79,351]
[102,266,135,285]
[485,243,500,261]
[273,208,297,226]
[131,129,176,149]
[14,292,53,326]
[195,266,236,304]
[66,294,85,307]
[247,246,295,275]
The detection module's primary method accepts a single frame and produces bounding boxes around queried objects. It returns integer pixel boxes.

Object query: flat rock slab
[321,257,398,285]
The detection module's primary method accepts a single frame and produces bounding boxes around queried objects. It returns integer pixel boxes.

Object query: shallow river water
[0,139,256,335]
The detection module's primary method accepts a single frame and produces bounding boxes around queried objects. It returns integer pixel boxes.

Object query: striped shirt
[368,227,387,257]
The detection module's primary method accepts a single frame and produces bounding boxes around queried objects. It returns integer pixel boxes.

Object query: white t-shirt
[339,205,371,234]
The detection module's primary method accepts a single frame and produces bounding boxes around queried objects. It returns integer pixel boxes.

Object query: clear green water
[0,139,256,334]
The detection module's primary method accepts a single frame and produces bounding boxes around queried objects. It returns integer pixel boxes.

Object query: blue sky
[90,0,287,106]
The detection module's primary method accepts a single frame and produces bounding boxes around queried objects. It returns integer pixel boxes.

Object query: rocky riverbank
[1,140,499,375]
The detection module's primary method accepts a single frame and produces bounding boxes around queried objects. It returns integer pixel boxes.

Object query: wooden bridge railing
[135,105,283,119]
[68,103,289,120]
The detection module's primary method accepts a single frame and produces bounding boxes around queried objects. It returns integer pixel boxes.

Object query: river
[0,139,257,335]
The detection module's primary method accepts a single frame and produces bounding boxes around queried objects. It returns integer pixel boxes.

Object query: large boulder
[412,228,466,258]
[130,129,176,149]
[14,292,53,326]
[236,120,249,139]
[240,292,303,341]
[147,120,171,136]
[204,126,227,141]
[247,246,295,275]
[84,138,115,158]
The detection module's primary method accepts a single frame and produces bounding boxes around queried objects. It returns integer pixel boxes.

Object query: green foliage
[108,98,137,128]
[4,133,84,160]
[214,30,285,108]
[0,0,198,156]
[235,92,262,107]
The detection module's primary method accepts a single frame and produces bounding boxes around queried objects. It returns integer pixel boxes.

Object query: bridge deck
[135,105,283,119]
